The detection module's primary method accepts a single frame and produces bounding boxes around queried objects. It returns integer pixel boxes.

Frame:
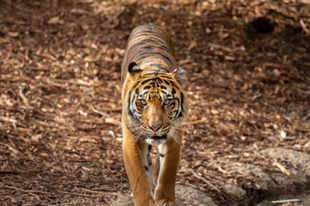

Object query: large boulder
[111,185,218,206]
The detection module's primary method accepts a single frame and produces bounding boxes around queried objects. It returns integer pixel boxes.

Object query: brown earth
[0,0,310,205]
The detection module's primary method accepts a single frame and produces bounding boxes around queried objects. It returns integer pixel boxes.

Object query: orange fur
[121,25,188,206]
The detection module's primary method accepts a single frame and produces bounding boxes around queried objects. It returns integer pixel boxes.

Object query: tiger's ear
[128,62,142,81]
[173,65,186,84]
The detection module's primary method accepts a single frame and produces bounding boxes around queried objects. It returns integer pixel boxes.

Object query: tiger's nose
[149,125,162,132]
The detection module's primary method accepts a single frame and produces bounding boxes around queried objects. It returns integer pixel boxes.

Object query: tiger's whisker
[133,131,142,143]
[171,134,183,146]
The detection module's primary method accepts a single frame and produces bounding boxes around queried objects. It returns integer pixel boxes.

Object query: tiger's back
[121,25,177,83]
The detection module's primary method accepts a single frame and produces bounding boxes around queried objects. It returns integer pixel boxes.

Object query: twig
[0,116,17,123]
[217,166,231,175]
[33,119,76,131]
[49,78,102,87]
[294,88,310,95]
[19,87,29,106]
[56,190,98,198]
[272,161,291,177]
[300,19,309,35]
[271,199,300,204]
[75,187,116,193]
[89,104,107,117]
[7,184,101,198]
[52,79,92,86]
[5,185,50,195]
[46,78,101,87]
[207,43,232,53]
[183,117,209,125]
[105,117,121,125]
[192,171,222,194]
[100,107,122,112]
[192,171,235,203]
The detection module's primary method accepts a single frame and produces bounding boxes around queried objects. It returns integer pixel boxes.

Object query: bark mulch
[0,0,309,205]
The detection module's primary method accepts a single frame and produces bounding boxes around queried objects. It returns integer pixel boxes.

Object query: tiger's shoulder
[121,24,176,83]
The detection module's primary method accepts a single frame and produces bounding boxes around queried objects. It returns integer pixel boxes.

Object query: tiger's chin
[146,134,167,146]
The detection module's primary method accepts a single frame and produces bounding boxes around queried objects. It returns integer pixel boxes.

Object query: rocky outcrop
[111,185,217,206]
[112,148,310,206]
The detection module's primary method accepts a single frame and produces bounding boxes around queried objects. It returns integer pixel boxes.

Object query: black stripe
[127,41,145,56]
[127,39,158,60]
[128,109,134,117]
[157,44,171,54]
[147,68,162,73]
[178,112,183,118]
[141,78,153,85]
[131,94,136,106]
[128,91,131,107]
[163,79,170,85]
[144,30,163,37]
[156,77,163,83]
[149,65,169,72]
[142,45,154,50]
[170,81,181,90]
[172,88,176,95]
[180,92,184,110]
[153,52,173,65]
[150,63,162,68]
[134,51,173,66]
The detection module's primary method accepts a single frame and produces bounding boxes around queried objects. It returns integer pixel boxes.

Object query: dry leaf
[8,32,19,37]
[47,16,60,24]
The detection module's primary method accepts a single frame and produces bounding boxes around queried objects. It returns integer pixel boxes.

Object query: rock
[222,184,247,202]
[225,162,277,191]
[112,148,310,206]
[111,185,218,206]
[175,185,217,206]
[256,192,310,206]
[111,195,134,206]
[260,148,310,179]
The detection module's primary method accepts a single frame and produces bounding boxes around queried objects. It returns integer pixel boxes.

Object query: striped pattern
[128,74,184,122]
[121,24,177,83]
[121,24,187,146]
[121,25,188,206]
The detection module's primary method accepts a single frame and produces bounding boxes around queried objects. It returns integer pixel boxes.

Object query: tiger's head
[123,62,188,146]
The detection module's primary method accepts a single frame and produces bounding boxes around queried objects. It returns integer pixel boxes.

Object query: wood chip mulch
[0,0,309,205]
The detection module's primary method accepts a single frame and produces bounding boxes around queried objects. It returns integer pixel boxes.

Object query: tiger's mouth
[149,134,167,140]
[146,134,167,145]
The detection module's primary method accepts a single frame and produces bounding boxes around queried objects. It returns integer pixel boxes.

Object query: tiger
[121,24,188,206]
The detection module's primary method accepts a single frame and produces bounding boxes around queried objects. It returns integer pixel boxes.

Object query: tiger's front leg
[154,137,181,206]
[122,127,155,206]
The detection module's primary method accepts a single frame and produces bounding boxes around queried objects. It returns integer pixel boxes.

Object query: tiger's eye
[139,99,147,106]
[163,99,171,106]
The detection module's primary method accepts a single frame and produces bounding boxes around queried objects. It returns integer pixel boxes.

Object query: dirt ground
[0,0,310,205]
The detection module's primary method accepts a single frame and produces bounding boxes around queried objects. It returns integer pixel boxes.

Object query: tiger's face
[124,63,187,146]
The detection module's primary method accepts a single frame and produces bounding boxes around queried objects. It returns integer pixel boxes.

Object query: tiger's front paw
[155,189,178,206]
[135,197,156,206]
[156,199,178,206]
